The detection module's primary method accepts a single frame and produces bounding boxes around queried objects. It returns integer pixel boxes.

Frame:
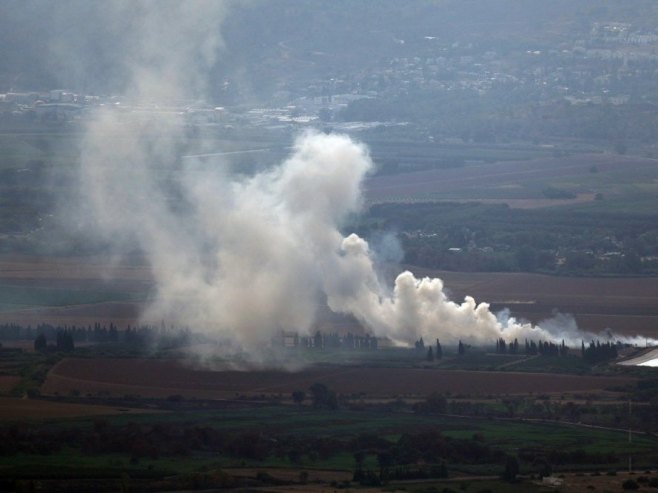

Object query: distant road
[618,347,658,367]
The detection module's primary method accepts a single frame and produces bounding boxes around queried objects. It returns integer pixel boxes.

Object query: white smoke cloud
[322,236,553,346]
[73,1,655,355]
[81,117,603,350]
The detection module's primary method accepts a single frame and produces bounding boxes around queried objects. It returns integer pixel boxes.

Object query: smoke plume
[80,114,596,349]
[71,2,652,354]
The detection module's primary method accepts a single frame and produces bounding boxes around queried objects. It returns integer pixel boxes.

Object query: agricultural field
[1,130,657,493]
[364,152,658,211]
[1,402,656,492]
[1,279,655,493]
[42,357,635,400]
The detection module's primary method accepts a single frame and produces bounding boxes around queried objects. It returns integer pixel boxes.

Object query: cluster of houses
[0,89,230,126]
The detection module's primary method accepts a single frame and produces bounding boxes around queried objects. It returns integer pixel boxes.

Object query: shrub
[622,479,639,490]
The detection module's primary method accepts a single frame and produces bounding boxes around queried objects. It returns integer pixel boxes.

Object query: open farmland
[364,153,658,209]
[42,358,634,400]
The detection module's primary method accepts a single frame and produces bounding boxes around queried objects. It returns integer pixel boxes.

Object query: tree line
[495,338,570,357]
[0,322,195,352]
[361,202,658,276]
[581,340,619,363]
[282,330,379,350]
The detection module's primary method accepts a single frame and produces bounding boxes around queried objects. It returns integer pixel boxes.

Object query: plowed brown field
[42,358,634,400]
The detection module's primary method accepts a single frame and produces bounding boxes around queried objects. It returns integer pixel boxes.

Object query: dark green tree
[503,455,519,482]
[352,450,366,481]
[34,333,47,352]
[309,383,337,410]
[56,330,74,352]
[292,390,305,406]
[377,450,393,482]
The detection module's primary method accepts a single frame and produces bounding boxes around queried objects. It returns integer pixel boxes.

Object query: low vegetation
[361,202,658,276]
[0,321,656,492]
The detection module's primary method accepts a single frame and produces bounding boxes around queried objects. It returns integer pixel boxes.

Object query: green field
[2,404,655,480]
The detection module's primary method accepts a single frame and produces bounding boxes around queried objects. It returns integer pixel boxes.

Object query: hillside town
[4,20,658,138]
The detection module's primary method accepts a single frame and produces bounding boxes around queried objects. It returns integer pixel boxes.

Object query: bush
[26,388,40,398]
[622,479,639,490]
[256,471,274,483]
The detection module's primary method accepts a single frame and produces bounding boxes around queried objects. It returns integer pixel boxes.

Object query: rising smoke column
[74,2,650,352]
[321,234,555,346]
[82,112,563,348]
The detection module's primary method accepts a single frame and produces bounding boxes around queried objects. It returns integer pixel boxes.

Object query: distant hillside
[2,0,658,99]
